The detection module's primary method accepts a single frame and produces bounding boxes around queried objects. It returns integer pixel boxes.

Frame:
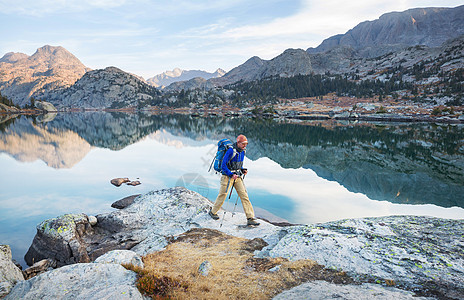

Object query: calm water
[1,112,463,267]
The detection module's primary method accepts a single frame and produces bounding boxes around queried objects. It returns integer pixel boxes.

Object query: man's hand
[242,169,248,175]
[232,174,239,180]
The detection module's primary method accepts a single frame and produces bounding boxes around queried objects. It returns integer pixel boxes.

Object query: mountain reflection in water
[2,112,463,268]
[1,112,463,209]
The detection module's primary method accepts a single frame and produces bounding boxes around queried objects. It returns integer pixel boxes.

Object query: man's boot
[247,218,260,226]
[209,209,219,220]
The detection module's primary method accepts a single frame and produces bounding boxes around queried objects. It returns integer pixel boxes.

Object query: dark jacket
[221,143,245,176]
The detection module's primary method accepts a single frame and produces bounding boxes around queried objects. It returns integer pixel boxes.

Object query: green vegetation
[0,91,19,108]
[225,73,412,101]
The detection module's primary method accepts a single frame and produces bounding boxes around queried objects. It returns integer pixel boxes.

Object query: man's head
[237,134,248,150]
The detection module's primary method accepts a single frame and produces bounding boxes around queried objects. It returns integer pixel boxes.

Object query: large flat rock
[22,187,464,298]
[5,263,143,300]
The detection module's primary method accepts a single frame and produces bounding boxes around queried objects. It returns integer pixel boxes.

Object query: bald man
[209,134,260,226]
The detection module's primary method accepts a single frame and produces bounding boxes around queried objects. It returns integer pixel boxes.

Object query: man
[209,134,260,226]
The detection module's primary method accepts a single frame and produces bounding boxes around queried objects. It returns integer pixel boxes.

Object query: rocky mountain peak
[0,52,28,63]
[307,5,464,57]
[0,45,90,106]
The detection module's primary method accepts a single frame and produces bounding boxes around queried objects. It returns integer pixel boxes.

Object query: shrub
[123,263,187,299]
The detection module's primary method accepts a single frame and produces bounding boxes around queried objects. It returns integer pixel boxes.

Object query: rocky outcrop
[307,5,464,57]
[94,250,144,268]
[23,213,139,268]
[0,45,90,107]
[0,103,19,114]
[5,263,144,299]
[43,67,161,109]
[0,245,24,298]
[147,68,225,88]
[34,101,57,112]
[267,216,464,299]
[22,187,464,298]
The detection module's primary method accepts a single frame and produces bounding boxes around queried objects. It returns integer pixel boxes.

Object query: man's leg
[211,175,233,214]
[233,178,255,219]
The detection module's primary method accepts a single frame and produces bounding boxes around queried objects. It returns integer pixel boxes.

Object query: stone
[111,178,130,187]
[0,245,24,298]
[127,180,141,186]
[88,216,98,226]
[268,265,281,272]
[198,261,212,276]
[5,263,144,300]
[22,258,57,280]
[94,250,144,269]
[24,213,117,267]
[111,194,141,209]
[272,280,430,300]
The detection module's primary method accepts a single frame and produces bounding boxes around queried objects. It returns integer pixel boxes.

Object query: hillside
[307,5,464,57]
[43,67,161,109]
[0,46,90,107]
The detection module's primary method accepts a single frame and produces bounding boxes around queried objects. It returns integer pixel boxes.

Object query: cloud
[0,0,130,16]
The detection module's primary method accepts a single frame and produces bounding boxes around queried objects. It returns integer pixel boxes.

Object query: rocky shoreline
[1,187,463,299]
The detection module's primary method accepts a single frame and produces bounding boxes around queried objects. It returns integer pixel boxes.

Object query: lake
[1,112,463,268]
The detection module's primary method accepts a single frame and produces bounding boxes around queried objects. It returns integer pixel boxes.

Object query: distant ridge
[147,68,225,88]
[307,5,464,57]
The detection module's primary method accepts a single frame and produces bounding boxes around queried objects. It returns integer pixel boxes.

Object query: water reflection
[2,112,463,208]
[1,112,463,267]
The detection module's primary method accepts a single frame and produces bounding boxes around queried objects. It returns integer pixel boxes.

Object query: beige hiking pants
[211,175,255,219]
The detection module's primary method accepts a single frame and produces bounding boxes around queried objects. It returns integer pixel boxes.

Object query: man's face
[237,140,248,150]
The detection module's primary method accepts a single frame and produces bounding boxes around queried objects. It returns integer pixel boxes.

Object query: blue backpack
[209,138,237,173]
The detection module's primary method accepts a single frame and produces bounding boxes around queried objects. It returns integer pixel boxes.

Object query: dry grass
[126,228,353,300]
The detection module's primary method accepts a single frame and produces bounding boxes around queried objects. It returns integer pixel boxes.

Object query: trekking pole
[228,179,236,199]
[207,154,216,172]
[232,174,243,217]
[220,178,234,228]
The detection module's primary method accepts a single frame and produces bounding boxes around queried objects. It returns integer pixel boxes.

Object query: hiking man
[209,134,260,226]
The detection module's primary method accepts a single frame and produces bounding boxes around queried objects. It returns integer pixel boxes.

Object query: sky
[0,0,463,79]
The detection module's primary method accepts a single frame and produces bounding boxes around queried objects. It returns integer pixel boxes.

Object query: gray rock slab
[94,250,144,268]
[22,187,464,298]
[267,216,464,299]
[5,263,144,300]
[0,245,24,297]
[272,281,432,300]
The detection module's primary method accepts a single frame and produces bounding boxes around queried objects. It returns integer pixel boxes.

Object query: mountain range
[146,68,225,88]
[0,5,463,108]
